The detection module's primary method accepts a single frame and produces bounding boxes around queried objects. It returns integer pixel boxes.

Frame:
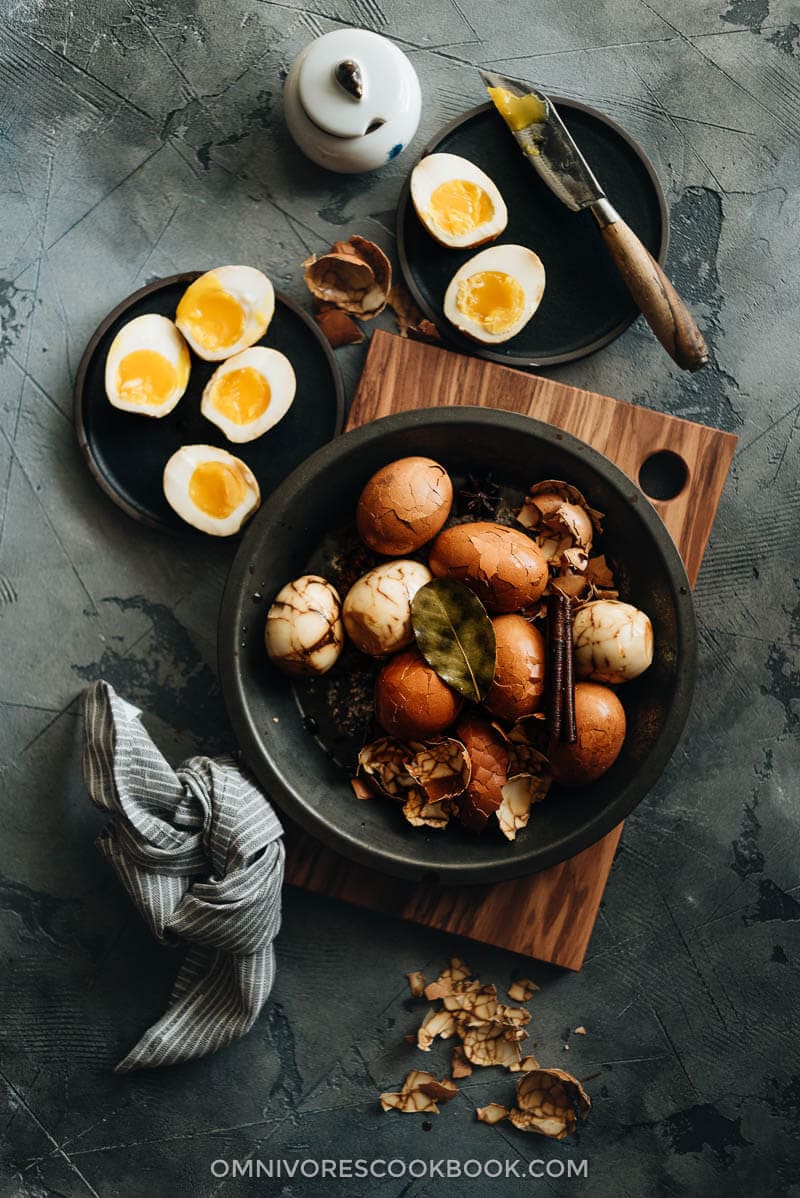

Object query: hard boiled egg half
[176,266,274,361]
[104,314,190,417]
[410,153,507,249]
[163,445,260,536]
[443,244,546,343]
[201,347,296,443]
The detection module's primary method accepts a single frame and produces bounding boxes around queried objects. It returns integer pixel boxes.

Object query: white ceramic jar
[284,29,422,173]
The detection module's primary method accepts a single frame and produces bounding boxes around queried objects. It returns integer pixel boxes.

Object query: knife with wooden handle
[479,69,709,373]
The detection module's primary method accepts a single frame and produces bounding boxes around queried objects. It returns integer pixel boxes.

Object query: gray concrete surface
[1,1,799,1195]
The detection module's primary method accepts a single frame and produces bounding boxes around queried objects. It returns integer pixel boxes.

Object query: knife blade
[479,68,709,372]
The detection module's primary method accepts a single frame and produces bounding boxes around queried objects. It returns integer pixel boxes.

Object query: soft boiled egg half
[410,153,507,249]
[163,445,260,536]
[443,244,546,343]
[201,347,296,444]
[176,266,274,361]
[104,314,190,417]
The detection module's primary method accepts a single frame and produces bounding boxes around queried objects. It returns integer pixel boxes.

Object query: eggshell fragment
[357,457,453,556]
[549,682,626,786]
[343,559,432,656]
[374,649,463,739]
[265,575,344,677]
[303,235,391,319]
[429,522,548,613]
[483,614,546,721]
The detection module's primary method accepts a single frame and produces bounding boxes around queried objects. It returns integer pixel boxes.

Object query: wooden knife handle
[595,209,709,373]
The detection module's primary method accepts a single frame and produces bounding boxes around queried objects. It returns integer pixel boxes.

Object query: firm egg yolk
[456,270,525,334]
[211,367,271,425]
[428,179,494,237]
[116,350,177,406]
[487,86,547,131]
[177,275,245,352]
[188,460,248,519]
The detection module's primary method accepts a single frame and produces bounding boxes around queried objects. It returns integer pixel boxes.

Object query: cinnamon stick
[547,593,565,745]
[563,595,577,744]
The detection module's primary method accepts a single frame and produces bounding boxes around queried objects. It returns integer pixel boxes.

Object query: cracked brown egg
[455,715,509,831]
[357,457,453,556]
[483,614,546,722]
[549,682,626,786]
[374,648,463,739]
[428,522,548,613]
[342,560,432,656]
[265,575,344,677]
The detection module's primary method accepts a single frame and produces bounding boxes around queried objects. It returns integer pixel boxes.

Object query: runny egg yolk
[456,270,526,334]
[176,274,245,351]
[116,349,177,407]
[487,86,547,131]
[210,367,271,425]
[428,179,494,237]
[188,460,248,519]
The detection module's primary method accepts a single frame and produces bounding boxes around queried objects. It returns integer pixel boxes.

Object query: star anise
[458,473,501,518]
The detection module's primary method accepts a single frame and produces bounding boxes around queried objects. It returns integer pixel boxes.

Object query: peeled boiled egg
[163,445,260,536]
[104,314,190,417]
[175,266,274,361]
[201,347,296,444]
[410,153,508,249]
[443,244,545,343]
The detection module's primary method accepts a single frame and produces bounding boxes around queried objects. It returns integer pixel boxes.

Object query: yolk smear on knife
[488,86,547,131]
[428,179,494,236]
[188,460,247,518]
[210,367,271,425]
[456,270,525,334]
[177,274,245,351]
[116,350,177,406]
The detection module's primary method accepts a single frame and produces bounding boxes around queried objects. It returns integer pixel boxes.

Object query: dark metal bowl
[219,407,696,884]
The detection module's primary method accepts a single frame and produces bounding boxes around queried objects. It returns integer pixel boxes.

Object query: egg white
[175,265,275,361]
[104,314,190,417]
[163,444,260,536]
[443,243,546,344]
[201,347,296,444]
[410,153,508,249]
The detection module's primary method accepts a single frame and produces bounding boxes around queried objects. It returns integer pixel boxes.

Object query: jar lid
[298,29,417,139]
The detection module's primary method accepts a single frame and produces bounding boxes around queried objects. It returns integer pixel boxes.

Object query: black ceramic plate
[219,407,696,885]
[397,100,668,367]
[75,273,344,533]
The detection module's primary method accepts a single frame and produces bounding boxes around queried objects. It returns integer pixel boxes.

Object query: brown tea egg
[483,614,546,722]
[343,560,432,656]
[374,648,463,739]
[428,522,548,612]
[356,457,453,555]
[550,682,626,786]
[455,714,509,831]
[265,575,344,677]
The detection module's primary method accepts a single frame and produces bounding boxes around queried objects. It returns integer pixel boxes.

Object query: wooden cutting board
[284,331,737,970]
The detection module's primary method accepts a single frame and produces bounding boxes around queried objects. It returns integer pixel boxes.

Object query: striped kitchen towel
[81,680,285,1073]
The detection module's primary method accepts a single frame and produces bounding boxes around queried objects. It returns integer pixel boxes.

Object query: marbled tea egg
[357,457,453,555]
[483,614,546,721]
[265,575,344,677]
[343,559,432,656]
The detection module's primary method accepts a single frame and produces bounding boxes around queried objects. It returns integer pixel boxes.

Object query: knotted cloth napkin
[81,680,285,1073]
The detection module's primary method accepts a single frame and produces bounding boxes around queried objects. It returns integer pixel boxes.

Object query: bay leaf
[411,578,496,702]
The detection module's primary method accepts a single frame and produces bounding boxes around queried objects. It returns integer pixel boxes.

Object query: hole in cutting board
[639,450,688,501]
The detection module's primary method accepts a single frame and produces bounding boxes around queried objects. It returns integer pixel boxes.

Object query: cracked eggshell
[573,600,654,684]
[428,522,548,613]
[357,457,453,556]
[343,559,433,656]
[483,615,546,722]
[549,682,626,786]
[455,714,510,831]
[265,575,344,677]
[374,648,463,739]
